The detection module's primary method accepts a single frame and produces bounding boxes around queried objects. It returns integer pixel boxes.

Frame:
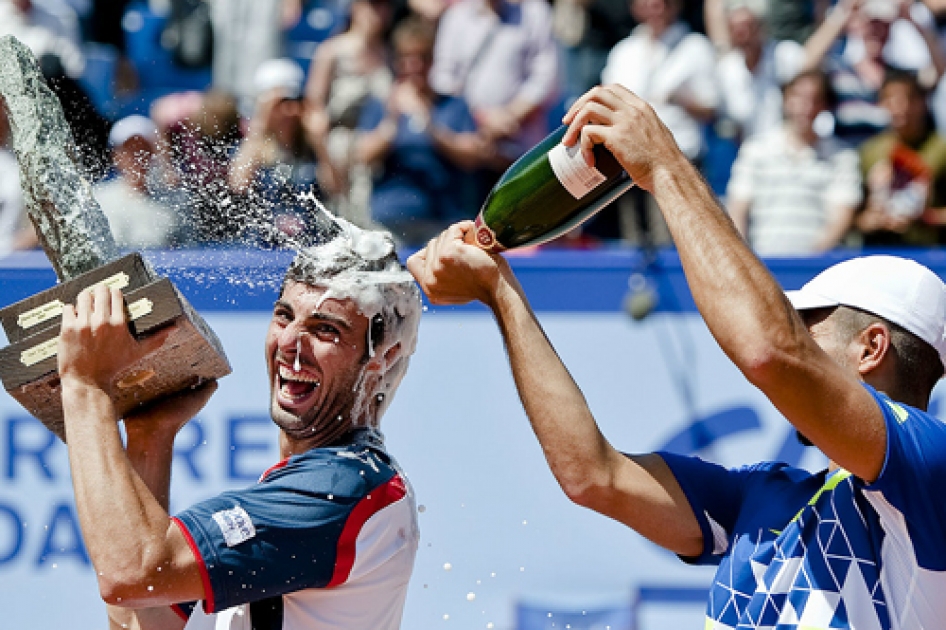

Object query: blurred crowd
[2,0,946,255]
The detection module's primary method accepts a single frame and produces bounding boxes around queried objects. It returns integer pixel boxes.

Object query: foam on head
[283,217,422,423]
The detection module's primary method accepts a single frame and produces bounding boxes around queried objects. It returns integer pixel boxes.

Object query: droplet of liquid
[443,614,450,621]
[466,592,476,602]
[443,562,452,571]
[418,504,426,513]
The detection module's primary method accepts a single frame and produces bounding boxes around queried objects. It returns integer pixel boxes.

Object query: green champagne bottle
[473,125,634,252]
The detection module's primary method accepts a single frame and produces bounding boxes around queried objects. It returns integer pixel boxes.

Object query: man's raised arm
[561,85,886,481]
[58,285,208,613]
[105,382,217,630]
[408,225,703,557]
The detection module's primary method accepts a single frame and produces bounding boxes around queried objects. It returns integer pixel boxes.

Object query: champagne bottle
[473,125,634,252]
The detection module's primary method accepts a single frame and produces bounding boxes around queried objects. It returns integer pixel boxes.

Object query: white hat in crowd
[860,0,898,22]
[108,114,158,148]
[786,255,946,368]
[726,0,768,20]
[253,58,305,100]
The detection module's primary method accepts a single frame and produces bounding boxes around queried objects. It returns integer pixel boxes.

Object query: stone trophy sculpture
[0,36,231,440]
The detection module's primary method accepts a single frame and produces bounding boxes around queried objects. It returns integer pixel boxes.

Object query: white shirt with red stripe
[171,429,418,630]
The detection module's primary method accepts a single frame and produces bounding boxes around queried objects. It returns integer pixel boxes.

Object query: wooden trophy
[0,36,231,440]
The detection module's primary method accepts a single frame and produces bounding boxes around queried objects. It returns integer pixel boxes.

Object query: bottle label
[548,142,606,199]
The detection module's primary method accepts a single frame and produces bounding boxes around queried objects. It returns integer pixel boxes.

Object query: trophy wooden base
[0,253,231,440]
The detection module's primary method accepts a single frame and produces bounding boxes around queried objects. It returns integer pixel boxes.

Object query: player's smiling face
[265,280,370,443]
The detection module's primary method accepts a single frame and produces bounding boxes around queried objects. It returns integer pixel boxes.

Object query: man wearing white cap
[409,83,946,629]
[94,114,180,249]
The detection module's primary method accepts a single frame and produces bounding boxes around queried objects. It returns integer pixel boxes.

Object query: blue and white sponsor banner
[1,249,942,629]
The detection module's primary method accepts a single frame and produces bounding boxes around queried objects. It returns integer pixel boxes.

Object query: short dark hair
[881,68,928,99]
[783,68,837,111]
[833,305,944,397]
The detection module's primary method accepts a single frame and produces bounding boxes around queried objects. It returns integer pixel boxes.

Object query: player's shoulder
[262,432,401,498]
[865,385,941,431]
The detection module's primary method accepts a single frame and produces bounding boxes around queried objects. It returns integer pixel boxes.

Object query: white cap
[861,0,898,22]
[786,255,946,368]
[727,0,768,20]
[253,58,305,100]
[108,115,158,148]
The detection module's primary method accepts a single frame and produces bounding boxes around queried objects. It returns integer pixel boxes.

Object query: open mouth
[276,363,321,407]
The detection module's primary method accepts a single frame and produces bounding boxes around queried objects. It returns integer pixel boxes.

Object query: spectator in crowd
[303,0,393,227]
[430,0,559,165]
[726,69,863,255]
[599,0,718,244]
[94,115,182,250]
[356,17,493,244]
[230,59,322,247]
[856,70,946,245]
[552,0,635,103]
[802,0,946,144]
[0,0,85,78]
[602,0,718,163]
[707,0,804,141]
[212,0,298,112]
[0,99,36,255]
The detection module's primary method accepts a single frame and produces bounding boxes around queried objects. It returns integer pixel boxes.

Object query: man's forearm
[801,4,849,73]
[63,381,176,599]
[487,271,617,501]
[486,260,704,556]
[107,425,184,630]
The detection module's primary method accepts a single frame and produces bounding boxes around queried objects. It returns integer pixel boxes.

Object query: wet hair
[277,222,422,421]
[832,305,944,399]
[281,227,422,360]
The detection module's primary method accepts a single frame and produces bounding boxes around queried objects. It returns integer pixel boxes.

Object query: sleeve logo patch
[212,506,256,547]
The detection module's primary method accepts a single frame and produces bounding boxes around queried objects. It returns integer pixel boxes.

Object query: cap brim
[785,289,840,312]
